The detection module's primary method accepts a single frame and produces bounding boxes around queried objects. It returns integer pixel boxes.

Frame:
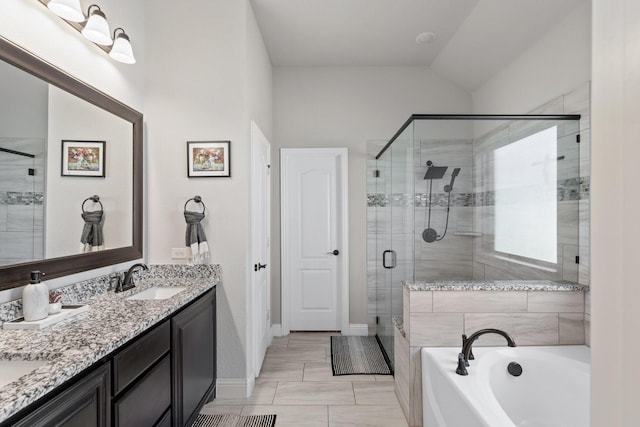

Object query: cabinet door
[12,362,110,427]
[172,288,216,427]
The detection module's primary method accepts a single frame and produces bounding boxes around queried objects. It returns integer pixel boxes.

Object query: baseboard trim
[216,377,255,398]
[271,323,283,337]
[271,323,367,336]
[343,323,369,336]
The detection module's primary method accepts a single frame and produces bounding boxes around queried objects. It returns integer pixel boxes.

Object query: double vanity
[0,264,218,427]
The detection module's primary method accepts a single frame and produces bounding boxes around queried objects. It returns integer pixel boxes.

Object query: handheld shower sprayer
[444,168,461,193]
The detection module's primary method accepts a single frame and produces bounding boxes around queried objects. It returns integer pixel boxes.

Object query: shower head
[424,161,448,180]
[444,168,461,193]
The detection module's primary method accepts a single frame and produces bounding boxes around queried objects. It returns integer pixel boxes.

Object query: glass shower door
[375,123,415,368]
[374,152,393,363]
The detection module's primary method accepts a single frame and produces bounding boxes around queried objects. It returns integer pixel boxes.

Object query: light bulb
[47,0,85,22]
[81,6,112,46]
[109,30,136,64]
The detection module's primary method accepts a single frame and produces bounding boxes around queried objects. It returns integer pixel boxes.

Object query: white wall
[145,0,272,387]
[472,2,591,120]
[591,1,640,425]
[46,86,133,258]
[272,66,472,326]
[0,61,48,138]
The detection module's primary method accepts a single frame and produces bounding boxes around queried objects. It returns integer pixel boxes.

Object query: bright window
[494,126,557,264]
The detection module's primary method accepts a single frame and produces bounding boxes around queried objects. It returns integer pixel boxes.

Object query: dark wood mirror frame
[0,36,143,290]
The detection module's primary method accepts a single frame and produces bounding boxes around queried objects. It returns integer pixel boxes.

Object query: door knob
[254,263,267,271]
[326,250,340,256]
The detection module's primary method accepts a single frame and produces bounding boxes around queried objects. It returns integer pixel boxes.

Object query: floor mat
[331,335,392,375]
[192,414,276,427]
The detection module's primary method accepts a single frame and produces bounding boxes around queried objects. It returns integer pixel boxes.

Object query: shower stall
[0,139,46,266]
[367,115,583,367]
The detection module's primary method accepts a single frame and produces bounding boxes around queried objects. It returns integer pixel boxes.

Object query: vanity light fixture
[46,0,84,22]
[109,28,136,64]
[81,4,112,46]
[38,0,136,64]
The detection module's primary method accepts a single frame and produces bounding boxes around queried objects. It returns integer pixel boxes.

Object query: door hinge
[267,164,271,175]
[374,169,380,178]
[376,316,379,325]
[576,134,581,143]
[575,255,580,264]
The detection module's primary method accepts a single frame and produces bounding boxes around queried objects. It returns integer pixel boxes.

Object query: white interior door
[251,121,271,377]
[281,148,349,333]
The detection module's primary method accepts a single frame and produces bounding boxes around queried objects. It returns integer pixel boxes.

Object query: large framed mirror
[0,36,142,290]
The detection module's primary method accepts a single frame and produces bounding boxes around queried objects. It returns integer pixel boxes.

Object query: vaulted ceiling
[251,0,587,91]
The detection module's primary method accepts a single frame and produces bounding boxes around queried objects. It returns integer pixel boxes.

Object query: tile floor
[201,332,409,426]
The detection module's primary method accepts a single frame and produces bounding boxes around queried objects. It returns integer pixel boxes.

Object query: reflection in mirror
[0,60,47,266]
[0,36,142,290]
[0,59,133,266]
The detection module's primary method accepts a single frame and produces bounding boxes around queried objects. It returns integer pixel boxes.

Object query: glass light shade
[109,33,136,64]
[47,0,84,22]
[81,10,112,46]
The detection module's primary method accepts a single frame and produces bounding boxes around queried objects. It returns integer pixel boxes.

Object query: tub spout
[458,328,516,375]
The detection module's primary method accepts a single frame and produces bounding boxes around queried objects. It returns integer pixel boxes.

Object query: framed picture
[187,141,231,177]
[61,140,106,177]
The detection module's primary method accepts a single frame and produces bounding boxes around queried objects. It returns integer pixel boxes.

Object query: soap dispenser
[22,271,49,321]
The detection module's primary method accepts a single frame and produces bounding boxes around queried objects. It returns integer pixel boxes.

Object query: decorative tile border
[366,177,590,207]
[0,192,44,205]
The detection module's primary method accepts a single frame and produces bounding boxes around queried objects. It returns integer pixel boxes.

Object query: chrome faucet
[456,328,516,376]
[115,263,148,293]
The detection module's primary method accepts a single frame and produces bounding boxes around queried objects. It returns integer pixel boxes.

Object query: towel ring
[82,195,103,213]
[184,195,206,214]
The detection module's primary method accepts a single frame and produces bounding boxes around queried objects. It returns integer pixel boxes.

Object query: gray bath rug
[192,414,276,427]
[331,335,392,375]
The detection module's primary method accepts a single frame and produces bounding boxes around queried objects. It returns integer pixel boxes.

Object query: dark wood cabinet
[111,320,171,427]
[11,361,110,427]
[3,287,216,427]
[172,288,217,427]
[113,355,171,427]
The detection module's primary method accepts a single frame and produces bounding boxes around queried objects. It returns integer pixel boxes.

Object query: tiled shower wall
[0,138,46,266]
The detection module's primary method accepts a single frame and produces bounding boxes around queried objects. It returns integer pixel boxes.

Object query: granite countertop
[0,265,220,424]
[404,280,588,292]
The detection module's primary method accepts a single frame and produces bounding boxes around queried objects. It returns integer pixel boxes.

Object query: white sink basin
[0,360,47,388]
[126,287,186,301]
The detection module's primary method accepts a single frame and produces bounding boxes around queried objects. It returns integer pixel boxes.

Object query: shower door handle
[383,250,396,269]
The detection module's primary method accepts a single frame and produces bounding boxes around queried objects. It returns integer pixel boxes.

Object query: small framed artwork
[61,140,106,177]
[187,140,231,177]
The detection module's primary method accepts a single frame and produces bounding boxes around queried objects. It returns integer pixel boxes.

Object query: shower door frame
[372,113,582,369]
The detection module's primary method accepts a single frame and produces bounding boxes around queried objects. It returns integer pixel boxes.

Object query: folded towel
[80,210,105,252]
[184,210,210,263]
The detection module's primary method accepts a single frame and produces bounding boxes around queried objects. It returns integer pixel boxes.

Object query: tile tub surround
[0,264,219,424]
[394,281,587,426]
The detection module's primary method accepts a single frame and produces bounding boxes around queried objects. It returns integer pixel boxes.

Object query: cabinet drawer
[113,320,170,394]
[114,355,171,427]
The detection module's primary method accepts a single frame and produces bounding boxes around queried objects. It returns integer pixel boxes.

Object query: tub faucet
[456,329,516,376]
[115,263,148,293]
